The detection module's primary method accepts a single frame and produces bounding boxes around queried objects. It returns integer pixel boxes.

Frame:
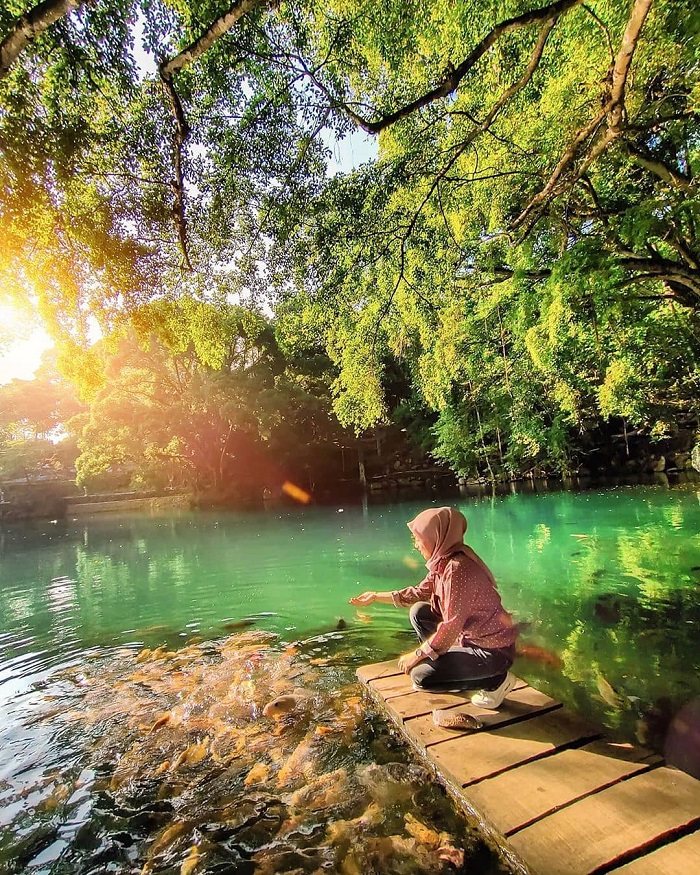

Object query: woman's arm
[349,591,395,606]
[350,571,435,607]
[391,573,435,607]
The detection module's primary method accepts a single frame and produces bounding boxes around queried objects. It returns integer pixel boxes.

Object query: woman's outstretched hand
[349,591,376,606]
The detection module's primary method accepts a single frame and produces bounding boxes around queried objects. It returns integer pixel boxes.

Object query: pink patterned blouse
[392,550,517,658]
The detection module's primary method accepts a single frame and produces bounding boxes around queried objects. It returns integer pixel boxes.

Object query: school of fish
[15,629,484,874]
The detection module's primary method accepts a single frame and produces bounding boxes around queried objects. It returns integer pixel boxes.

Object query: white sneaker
[470,672,516,709]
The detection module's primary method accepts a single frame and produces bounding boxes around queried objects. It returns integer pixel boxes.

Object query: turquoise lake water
[1,482,700,872]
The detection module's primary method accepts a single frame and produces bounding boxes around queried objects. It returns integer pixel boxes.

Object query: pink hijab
[407,506,497,585]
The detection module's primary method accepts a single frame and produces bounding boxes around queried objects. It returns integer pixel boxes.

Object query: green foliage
[1,0,699,480]
[0,438,61,483]
[70,300,352,496]
[273,0,700,475]
[0,354,82,439]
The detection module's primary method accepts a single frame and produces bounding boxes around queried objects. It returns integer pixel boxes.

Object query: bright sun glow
[0,302,53,385]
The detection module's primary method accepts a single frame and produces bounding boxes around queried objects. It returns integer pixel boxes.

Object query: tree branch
[488,267,553,284]
[582,4,614,66]
[665,232,699,271]
[0,0,83,79]
[511,0,653,234]
[337,0,584,134]
[408,18,559,258]
[607,0,653,133]
[160,0,265,78]
[617,256,700,307]
[157,0,270,271]
[510,110,606,231]
[368,19,559,345]
[621,140,695,193]
[159,71,193,271]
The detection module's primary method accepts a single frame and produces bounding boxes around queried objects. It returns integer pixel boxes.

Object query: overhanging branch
[160,0,265,78]
[339,0,584,134]
[157,0,268,271]
[369,18,559,345]
[510,110,606,232]
[0,0,83,79]
[607,0,653,132]
[511,0,653,234]
[622,140,695,193]
[617,255,700,307]
[159,71,193,271]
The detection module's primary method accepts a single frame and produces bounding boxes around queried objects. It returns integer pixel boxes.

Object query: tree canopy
[63,299,353,496]
[1,0,698,479]
[0,351,81,483]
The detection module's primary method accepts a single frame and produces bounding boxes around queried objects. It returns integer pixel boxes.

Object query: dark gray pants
[409,602,514,692]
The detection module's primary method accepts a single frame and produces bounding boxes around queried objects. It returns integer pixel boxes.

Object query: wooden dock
[357,660,700,875]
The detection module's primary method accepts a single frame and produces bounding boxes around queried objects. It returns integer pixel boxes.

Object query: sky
[325,128,377,176]
[0,334,52,383]
[0,302,53,385]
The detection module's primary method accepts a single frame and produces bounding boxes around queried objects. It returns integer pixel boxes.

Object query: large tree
[0,351,81,483]
[273,0,700,473]
[1,1,698,477]
[66,299,352,495]
[0,0,332,337]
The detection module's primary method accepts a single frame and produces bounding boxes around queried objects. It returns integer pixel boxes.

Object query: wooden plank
[398,686,562,748]
[356,660,402,683]
[386,678,533,721]
[387,689,474,720]
[614,829,700,874]
[508,766,700,875]
[466,740,659,837]
[427,709,600,788]
[368,673,415,698]
[357,658,700,875]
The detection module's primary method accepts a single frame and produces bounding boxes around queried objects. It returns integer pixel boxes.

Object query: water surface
[1,483,699,872]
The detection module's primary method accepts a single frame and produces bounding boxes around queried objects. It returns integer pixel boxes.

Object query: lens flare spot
[402,556,420,569]
[282,481,312,504]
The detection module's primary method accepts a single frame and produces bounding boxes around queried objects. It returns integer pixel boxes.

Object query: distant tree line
[1,301,366,502]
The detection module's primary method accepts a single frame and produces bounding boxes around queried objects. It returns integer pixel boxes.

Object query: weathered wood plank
[396,685,561,745]
[357,661,700,875]
[387,689,474,720]
[508,766,700,875]
[368,672,415,698]
[614,829,700,873]
[384,678,533,722]
[427,709,601,788]
[356,659,402,683]
[466,740,660,837]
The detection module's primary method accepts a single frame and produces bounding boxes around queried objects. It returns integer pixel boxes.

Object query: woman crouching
[350,506,518,709]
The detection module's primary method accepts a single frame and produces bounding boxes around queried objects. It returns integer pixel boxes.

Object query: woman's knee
[409,602,437,637]
[409,601,431,623]
[410,661,436,689]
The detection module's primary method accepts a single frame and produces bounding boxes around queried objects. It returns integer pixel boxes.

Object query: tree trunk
[358,449,367,490]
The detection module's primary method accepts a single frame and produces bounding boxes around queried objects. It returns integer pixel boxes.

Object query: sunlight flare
[282,481,312,504]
